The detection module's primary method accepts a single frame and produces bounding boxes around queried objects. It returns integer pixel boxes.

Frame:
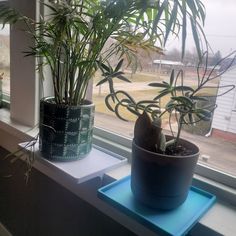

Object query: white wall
[212,67,236,133]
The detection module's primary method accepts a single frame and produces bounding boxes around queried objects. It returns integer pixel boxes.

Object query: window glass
[0,23,10,97]
[93,0,236,177]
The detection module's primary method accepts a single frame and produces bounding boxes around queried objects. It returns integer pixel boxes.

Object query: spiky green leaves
[149,70,194,100]
[97,59,131,99]
[0,3,23,28]
[98,59,161,121]
[0,0,206,106]
[149,68,217,126]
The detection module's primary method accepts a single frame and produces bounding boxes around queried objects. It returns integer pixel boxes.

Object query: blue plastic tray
[98,175,216,236]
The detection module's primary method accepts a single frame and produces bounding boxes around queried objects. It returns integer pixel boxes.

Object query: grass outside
[93,71,219,133]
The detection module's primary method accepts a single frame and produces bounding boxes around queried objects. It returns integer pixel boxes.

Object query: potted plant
[101,51,236,210]
[0,0,205,161]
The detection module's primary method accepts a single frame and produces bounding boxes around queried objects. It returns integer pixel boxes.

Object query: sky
[1,0,235,56]
[166,0,236,56]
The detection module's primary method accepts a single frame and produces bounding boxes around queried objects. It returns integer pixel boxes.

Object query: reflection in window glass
[93,1,236,177]
[0,24,10,96]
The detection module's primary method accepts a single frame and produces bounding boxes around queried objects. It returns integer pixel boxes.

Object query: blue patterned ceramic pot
[39,97,95,161]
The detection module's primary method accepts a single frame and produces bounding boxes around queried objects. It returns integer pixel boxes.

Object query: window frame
[6,0,236,191]
[9,0,39,127]
[93,127,236,190]
[0,1,10,107]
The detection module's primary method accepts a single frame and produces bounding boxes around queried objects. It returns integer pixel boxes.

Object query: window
[0,23,10,103]
[93,0,236,183]
[4,0,235,189]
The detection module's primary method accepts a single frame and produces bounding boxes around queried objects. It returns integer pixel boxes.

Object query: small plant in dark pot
[0,0,205,161]
[102,52,236,210]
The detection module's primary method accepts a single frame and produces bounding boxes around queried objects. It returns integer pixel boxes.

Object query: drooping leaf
[190,17,202,59]
[180,1,187,59]
[154,90,171,100]
[105,94,115,112]
[152,0,169,37]
[164,1,178,45]
[114,103,129,122]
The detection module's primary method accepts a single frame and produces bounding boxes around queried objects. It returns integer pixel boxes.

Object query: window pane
[0,24,10,96]
[93,0,236,177]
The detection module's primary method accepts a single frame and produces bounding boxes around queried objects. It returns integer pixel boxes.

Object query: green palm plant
[0,0,206,105]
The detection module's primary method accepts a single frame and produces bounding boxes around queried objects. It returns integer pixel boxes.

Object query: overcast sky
[167,0,236,56]
[1,0,235,56]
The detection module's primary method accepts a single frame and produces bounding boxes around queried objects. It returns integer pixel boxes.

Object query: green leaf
[169,69,175,85]
[190,17,201,59]
[137,99,159,104]
[171,96,194,107]
[191,96,208,101]
[127,106,140,117]
[165,100,175,111]
[195,0,206,24]
[96,77,108,86]
[110,71,125,78]
[114,104,129,122]
[175,86,194,92]
[149,82,168,88]
[152,0,169,36]
[197,108,212,118]
[195,113,211,121]
[116,90,137,105]
[181,1,187,59]
[115,59,124,72]
[188,113,194,124]
[100,62,112,73]
[117,75,131,83]
[154,90,170,100]
[105,94,115,112]
[164,1,178,45]
[43,3,58,13]
[120,98,132,105]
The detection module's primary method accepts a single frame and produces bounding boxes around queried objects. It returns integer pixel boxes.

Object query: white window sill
[0,108,37,140]
[19,142,127,184]
[0,108,236,236]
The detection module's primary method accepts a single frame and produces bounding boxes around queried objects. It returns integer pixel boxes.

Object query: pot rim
[132,137,199,159]
[40,97,94,108]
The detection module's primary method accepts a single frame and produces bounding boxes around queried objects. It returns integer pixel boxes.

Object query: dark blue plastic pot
[131,137,199,210]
